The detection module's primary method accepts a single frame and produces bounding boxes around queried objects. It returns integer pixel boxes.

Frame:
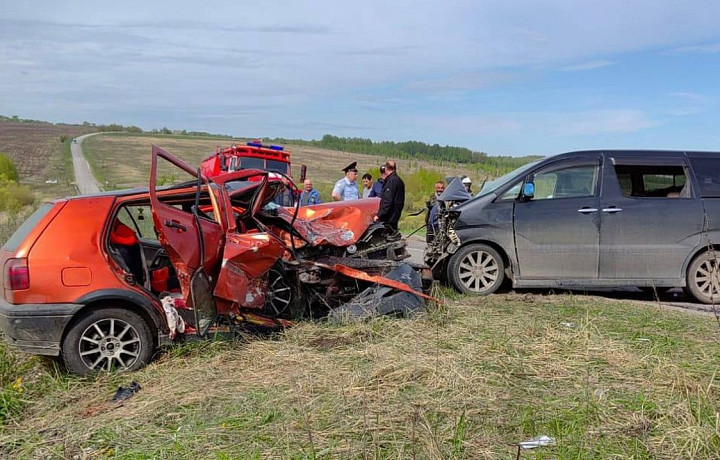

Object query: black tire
[685,251,720,304]
[448,243,505,295]
[62,307,155,376]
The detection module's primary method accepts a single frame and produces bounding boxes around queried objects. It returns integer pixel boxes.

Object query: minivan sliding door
[599,154,702,281]
[513,158,601,279]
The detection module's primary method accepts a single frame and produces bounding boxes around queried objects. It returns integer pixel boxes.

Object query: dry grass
[2,292,719,459]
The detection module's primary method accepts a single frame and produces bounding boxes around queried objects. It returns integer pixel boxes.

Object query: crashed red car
[0,146,431,375]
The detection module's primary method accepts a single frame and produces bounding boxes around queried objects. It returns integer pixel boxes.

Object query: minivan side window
[613,165,688,198]
[688,158,720,197]
[531,164,598,200]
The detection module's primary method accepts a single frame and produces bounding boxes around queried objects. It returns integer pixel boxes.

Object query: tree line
[268,134,540,177]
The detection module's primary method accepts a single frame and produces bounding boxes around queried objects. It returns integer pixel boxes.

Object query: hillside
[0,121,95,198]
[81,133,485,192]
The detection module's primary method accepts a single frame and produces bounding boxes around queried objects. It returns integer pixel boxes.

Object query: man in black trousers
[373,160,405,232]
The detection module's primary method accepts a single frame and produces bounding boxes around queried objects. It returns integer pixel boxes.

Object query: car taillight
[5,258,29,291]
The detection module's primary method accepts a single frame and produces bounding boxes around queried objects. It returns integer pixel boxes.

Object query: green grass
[1,293,719,459]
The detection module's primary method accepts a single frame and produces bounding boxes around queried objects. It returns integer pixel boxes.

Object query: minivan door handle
[577,207,598,213]
[602,207,623,213]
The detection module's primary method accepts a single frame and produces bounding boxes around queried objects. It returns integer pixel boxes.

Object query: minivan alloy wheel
[449,243,505,295]
[686,251,720,304]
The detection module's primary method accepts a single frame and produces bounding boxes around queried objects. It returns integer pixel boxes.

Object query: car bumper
[0,298,82,356]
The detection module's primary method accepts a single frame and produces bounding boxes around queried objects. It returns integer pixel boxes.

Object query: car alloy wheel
[686,251,720,304]
[449,243,505,295]
[63,307,154,376]
[265,268,293,317]
[78,318,142,372]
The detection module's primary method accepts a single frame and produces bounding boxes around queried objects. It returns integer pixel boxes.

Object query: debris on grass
[111,381,141,403]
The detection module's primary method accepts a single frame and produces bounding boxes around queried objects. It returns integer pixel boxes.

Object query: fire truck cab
[200,141,295,179]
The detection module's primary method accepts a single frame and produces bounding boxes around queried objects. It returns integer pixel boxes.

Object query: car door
[599,153,703,281]
[513,156,602,280]
[210,172,289,312]
[149,145,225,332]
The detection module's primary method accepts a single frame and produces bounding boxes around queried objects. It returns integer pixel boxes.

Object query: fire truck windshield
[240,157,264,169]
[266,159,290,174]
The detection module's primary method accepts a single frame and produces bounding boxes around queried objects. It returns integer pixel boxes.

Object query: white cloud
[558,61,613,72]
[666,43,720,54]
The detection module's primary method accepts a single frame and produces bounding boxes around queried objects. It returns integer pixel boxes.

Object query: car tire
[448,243,505,295]
[685,251,720,304]
[62,307,155,376]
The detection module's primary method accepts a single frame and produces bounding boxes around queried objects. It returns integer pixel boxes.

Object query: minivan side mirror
[522,182,535,199]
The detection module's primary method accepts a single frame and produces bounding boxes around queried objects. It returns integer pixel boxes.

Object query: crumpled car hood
[275,199,379,246]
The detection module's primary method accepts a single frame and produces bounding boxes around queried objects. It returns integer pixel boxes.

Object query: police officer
[332,162,360,201]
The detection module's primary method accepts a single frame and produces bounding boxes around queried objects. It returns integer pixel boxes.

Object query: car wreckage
[0,146,433,375]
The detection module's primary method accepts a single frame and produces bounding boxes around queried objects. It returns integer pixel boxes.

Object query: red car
[1,146,430,375]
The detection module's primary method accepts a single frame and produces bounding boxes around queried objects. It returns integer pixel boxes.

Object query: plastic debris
[111,381,141,402]
[161,295,186,339]
[560,322,575,328]
[327,264,425,322]
[518,435,556,450]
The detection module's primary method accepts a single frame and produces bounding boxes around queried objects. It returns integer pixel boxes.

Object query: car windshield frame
[478,159,542,197]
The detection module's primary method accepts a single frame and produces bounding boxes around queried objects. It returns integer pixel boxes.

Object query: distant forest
[1,115,539,176]
[268,134,540,177]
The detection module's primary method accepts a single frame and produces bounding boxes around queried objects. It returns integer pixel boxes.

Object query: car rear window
[688,158,720,197]
[613,165,688,198]
[2,203,54,251]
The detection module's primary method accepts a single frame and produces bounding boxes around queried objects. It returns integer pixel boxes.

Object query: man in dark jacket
[369,165,385,197]
[374,160,405,231]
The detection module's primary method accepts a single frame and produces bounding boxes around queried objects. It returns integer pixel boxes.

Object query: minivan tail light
[5,258,29,291]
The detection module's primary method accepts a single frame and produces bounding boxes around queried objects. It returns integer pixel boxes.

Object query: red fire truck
[200,141,303,180]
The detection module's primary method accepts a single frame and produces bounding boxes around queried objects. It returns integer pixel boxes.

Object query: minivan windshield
[478,160,541,197]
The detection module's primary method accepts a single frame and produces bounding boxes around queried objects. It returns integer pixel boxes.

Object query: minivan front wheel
[448,243,505,295]
[62,307,155,376]
[686,251,720,304]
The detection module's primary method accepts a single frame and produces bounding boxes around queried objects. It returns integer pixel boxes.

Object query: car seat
[109,220,147,286]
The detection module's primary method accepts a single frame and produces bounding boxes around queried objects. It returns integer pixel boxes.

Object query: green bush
[0,153,19,182]
[0,181,34,213]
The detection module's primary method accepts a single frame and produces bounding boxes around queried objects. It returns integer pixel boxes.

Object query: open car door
[210,173,288,314]
[149,145,225,335]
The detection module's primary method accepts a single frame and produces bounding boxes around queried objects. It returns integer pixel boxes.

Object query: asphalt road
[71,134,101,195]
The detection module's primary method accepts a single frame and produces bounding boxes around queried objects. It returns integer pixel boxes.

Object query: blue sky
[1,0,720,156]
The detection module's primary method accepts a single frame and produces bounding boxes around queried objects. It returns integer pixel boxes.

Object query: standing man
[369,165,385,197]
[374,160,405,232]
[361,173,374,198]
[332,162,360,201]
[426,180,445,243]
[299,179,322,206]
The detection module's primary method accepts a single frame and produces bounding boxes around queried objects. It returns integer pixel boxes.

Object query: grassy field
[82,133,479,198]
[0,121,94,199]
[1,291,719,459]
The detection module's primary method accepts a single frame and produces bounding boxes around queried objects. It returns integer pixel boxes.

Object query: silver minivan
[425,150,720,304]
